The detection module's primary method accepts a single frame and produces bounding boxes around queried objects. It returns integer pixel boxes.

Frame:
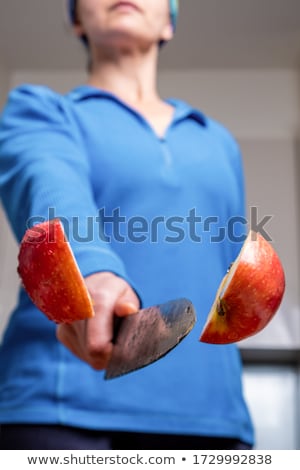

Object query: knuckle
[87,352,109,371]
[86,350,105,370]
[89,289,112,308]
[86,338,103,358]
[85,339,111,370]
[85,273,129,308]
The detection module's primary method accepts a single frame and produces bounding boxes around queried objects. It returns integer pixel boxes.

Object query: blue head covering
[68,0,179,31]
[169,0,179,31]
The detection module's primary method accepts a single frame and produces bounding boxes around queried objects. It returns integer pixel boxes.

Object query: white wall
[243,365,299,449]
[4,68,300,350]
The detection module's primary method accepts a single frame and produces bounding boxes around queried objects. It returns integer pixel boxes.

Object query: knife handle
[112,316,123,344]
[112,302,139,344]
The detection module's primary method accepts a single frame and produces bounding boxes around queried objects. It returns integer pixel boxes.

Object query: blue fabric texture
[0,84,254,445]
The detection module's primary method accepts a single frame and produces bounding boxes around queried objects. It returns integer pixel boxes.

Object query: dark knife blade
[105,298,196,380]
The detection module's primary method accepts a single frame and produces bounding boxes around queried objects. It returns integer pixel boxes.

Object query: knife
[105,298,196,379]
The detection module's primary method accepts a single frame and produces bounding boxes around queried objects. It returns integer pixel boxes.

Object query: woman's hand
[56,272,140,370]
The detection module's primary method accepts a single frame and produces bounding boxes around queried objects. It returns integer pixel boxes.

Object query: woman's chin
[93,29,157,52]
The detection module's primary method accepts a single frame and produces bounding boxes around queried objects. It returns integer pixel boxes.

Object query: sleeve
[0,85,131,283]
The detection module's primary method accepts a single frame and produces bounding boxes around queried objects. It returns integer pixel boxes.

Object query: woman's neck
[85,44,175,139]
[87,45,160,106]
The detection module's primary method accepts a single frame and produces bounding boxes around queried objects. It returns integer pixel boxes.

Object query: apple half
[200,230,285,344]
[18,219,94,323]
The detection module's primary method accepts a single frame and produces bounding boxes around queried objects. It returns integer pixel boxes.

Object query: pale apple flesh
[18,219,94,323]
[200,230,285,344]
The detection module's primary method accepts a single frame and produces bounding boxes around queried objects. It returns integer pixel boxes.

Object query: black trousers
[0,424,252,450]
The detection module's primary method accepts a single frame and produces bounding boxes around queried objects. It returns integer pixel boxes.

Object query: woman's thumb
[114,287,140,317]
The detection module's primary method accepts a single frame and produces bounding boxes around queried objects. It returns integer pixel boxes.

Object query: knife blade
[105,298,196,380]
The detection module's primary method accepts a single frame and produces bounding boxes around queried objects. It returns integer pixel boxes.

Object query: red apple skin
[18,219,94,324]
[200,231,285,344]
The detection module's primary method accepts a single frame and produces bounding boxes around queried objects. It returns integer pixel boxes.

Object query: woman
[0,0,254,449]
